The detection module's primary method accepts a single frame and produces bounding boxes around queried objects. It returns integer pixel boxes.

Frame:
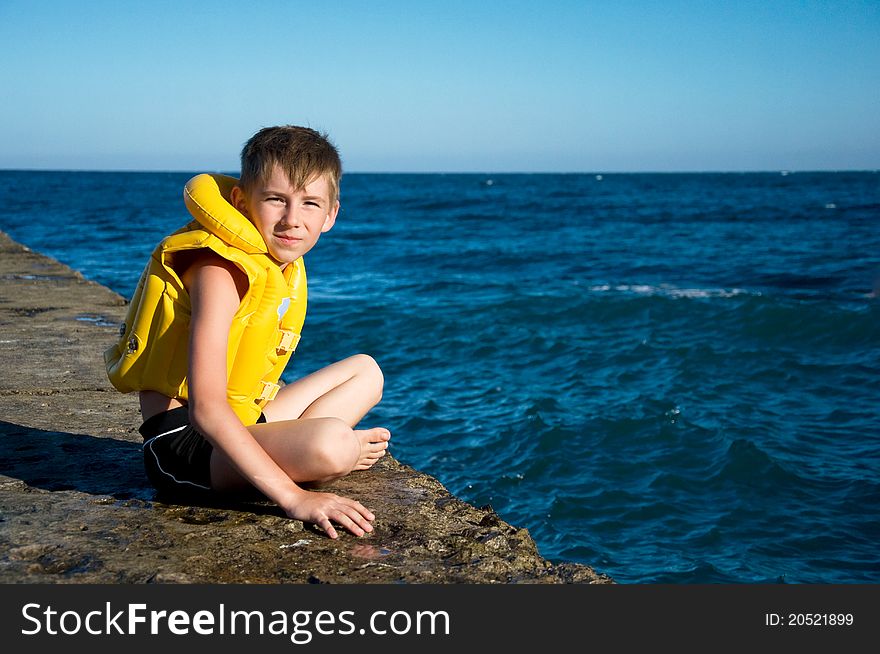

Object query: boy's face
[231,165,339,266]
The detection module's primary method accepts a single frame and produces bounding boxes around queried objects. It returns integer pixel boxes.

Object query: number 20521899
[765,613,854,627]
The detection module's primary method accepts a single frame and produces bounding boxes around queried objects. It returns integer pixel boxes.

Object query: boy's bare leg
[262,353,385,426]
[243,354,390,477]
[210,417,387,493]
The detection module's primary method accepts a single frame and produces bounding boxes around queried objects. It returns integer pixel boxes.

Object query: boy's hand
[283,490,376,539]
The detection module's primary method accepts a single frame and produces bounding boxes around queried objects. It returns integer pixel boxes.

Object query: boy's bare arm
[184,255,374,538]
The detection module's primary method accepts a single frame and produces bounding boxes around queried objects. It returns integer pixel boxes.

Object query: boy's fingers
[331,510,366,537]
[347,500,375,522]
[346,504,375,533]
[314,497,376,538]
[320,518,339,539]
[343,505,373,531]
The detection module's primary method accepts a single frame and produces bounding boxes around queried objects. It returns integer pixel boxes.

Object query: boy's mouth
[274,234,302,245]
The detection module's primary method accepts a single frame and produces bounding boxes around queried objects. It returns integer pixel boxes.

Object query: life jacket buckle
[256,380,280,404]
[277,329,300,354]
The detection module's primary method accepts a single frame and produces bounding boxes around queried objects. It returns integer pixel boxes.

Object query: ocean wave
[586,283,755,299]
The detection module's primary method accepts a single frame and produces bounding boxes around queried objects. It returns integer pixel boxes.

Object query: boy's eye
[304,201,320,207]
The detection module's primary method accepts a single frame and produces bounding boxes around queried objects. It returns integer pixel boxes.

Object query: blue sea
[2,170,878,584]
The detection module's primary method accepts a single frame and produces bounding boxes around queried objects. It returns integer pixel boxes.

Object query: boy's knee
[352,353,383,401]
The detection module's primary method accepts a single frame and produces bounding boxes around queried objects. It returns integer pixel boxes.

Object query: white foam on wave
[587,283,754,299]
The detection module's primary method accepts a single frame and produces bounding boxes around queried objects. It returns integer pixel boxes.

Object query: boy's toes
[373,428,390,441]
[357,427,390,443]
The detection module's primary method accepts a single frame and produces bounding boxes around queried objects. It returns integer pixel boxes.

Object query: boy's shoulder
[180,249,248,299]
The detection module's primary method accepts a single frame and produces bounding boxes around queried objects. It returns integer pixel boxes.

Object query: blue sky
[1,0,878,172]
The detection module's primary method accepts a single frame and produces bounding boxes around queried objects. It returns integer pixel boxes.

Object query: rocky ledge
[0,230,612,584]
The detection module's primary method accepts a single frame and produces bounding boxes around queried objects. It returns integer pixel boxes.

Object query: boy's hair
[239,126,342,203]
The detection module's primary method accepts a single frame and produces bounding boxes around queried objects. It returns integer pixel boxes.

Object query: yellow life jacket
[104,173,307,426]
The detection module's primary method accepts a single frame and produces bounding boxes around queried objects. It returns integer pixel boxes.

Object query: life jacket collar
[183,173,267,255]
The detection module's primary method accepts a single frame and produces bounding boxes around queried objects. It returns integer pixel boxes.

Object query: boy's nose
[280,208,302,227]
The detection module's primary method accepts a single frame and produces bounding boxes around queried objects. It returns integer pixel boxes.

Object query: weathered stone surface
[0,230,613,584]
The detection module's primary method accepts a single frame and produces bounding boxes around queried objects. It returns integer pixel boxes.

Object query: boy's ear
[230,185,249,216]
[321,200,340,233]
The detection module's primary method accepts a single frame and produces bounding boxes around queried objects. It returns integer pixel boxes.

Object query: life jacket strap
[256,380,280,404]
[277,329,301,354]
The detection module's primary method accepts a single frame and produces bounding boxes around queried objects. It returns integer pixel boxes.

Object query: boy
[105,126,389,539]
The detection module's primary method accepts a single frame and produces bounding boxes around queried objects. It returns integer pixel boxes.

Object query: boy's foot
[353,427,390,470]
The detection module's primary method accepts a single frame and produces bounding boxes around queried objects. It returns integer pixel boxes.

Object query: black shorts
[139,406,266,496]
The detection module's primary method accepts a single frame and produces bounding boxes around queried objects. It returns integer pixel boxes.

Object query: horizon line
[1,167,878,176]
